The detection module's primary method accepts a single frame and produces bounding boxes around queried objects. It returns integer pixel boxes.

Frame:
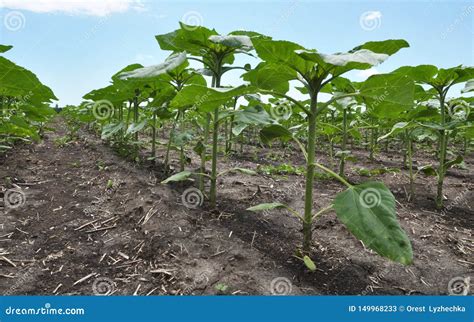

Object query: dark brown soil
[0,117,472,295]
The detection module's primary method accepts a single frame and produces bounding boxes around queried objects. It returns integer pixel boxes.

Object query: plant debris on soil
[0,117,472,295]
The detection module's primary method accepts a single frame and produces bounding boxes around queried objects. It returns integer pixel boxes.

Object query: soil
[0,116,472,295]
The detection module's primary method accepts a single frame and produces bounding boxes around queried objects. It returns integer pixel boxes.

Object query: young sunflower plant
[245,38,415,265]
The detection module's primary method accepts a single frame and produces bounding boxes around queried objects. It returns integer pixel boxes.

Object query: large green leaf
[119,52,188,79]
[394,65,474,87]
[0,45,13,53]
[112,63,144,82]
[461,79,474,93]
[0,122,37,140]
[126,120,147,135]
[297,39,409,76]
[393,65,438,84]
[332,182,413,265]
[243,62,295,93]
[260,124,293,145]
[150,86,177,109]
[21,104,56,122]
[156,23,218,55]
[155,23,255,67]
[359,73,415,118]
[360,73,414,106]
[251,39,312,75]
[101,122,125,139]
[208,35,253,50]
[352,39,410,56]
[0,57,57,102]
[296,49,388,70]
[436,66,474,86]
[232,105,272,126]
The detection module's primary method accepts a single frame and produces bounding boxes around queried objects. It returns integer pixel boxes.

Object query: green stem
[151,112,156,160]
[436,91,447,209]
[339,107,348,177]
[302,93,318,252]
[199,113,211,192]
[210,107,219,208]
[179,110,185,172]
[209,68,222,208]
[369,123,375,161]
[407,130,414,199]
[164,113,179,173]
[133,93,139,141]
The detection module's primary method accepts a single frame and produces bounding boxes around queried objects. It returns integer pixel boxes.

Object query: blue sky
[0,0,472,106]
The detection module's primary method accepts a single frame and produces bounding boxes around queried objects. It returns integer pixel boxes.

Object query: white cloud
[0,0,146,16]
[356,67,379,79]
